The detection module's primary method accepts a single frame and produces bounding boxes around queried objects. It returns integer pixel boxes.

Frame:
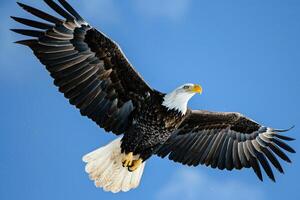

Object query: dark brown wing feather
[156,110,295,182]
[11,0,153,135]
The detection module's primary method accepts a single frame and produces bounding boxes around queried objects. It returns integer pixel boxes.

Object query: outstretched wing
[11,0,153,135]
[156,110,295,181]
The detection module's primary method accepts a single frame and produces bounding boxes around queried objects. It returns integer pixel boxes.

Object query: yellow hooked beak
[191,84,203,94]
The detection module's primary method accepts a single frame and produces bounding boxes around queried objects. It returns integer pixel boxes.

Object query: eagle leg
[122,152,133,167]
[128,158,143,172]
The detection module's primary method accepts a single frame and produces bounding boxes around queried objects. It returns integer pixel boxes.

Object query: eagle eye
[183,85,190,89]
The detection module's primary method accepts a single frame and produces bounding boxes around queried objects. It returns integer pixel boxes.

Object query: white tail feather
[82,137,145,193]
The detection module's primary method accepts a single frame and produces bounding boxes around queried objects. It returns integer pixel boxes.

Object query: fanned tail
[82,138,145,193]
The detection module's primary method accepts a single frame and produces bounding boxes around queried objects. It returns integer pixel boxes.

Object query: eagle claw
[128,158,143,172]
[122,152,133,167]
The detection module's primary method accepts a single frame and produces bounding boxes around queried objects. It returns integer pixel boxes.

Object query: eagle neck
[162,91,194,115]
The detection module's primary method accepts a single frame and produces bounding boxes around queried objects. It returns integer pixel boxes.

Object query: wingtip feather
[16,2,27,8]
[274,125,295,133]
[13,39,37,47]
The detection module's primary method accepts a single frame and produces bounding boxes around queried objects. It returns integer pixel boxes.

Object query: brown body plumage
[121,91,187,160]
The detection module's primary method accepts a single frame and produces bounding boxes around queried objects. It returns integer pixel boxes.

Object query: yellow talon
[122,152,133,167]
[128,158,143,172]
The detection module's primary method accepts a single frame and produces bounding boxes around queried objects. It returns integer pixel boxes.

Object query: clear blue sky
[1,0,299,200]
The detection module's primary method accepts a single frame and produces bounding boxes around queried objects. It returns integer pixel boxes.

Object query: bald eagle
[11,0,295,193]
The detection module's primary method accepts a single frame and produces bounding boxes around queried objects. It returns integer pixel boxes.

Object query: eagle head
[162,83,202,115]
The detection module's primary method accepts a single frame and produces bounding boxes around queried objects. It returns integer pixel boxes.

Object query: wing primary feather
[35,43,75,53]
[57,0,85,23]
[273,125,295,132]
[273,134,295,141]
[271,138,296,153]
[257,153,275,182]
[247,141,275,182]
[37,50,78,61]
[14,39,38,47]
[269,143,291,163]
[250,157,263,181]
[261,147,284,173]
[44,0,75,20]
[11,16,53,29]
[10,29,44,38]
[16,2,63,24]
[243,143,263,181]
